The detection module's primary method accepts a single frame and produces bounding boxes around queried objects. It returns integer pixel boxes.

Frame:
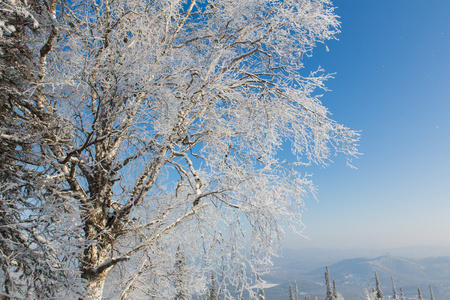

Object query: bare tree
[1,0,359,299]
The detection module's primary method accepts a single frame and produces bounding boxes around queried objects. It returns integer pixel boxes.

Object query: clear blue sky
[286,0,450,249]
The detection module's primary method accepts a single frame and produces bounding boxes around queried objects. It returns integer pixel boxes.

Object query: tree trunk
[80,206,114,299]
[83,268,111,300]
[81,238,114,299]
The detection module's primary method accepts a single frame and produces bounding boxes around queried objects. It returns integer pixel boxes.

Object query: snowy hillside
[263,249,450,299]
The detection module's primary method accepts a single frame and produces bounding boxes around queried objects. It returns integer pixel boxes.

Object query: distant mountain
[308,254,450,286]
[263,250,450,299]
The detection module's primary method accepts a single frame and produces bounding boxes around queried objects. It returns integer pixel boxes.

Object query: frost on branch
[1,0,83,298]
[1,0,359,299]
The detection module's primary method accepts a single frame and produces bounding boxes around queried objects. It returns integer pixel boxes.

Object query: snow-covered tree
[400,287,405,300]
[330,279,344,300]
[325,266,334,300]
[374,271,383,300]
[174,246,188,300]
[1,0,359,299]
[289,284,295,300]
[429,285,435,300]
[1,0,82,297]
[333,279,344,300]
[417,287,423,300]
[391,275,398,300]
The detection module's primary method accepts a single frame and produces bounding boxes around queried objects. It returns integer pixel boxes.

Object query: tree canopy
[0,0,358,298]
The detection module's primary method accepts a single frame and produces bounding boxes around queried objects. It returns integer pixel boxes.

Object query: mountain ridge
[264,248,450,299]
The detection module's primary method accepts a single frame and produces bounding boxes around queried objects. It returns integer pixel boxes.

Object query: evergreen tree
[399,287,404,300]
[417,287,423,300]
[332,279,338,299]
[325,266,333,300]
[374,271,383,300]
[365,286,375,300]
[391,276,398,300]
[289,284,295,300]
[429,285,435,300]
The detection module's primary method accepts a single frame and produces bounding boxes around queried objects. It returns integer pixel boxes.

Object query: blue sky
[286,0,450,249]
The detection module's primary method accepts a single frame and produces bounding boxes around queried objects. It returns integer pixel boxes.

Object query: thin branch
[123,203,209,257]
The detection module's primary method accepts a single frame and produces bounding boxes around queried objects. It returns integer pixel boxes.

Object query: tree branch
[90,256,131,275]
